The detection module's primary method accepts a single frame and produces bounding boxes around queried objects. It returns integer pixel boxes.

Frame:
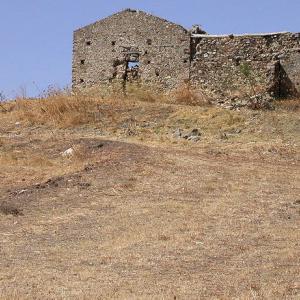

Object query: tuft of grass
[125,84,163,103]
[171,84,212,106]
[11,91,130,128]
[0,150,53,168]
[275,98,300,112]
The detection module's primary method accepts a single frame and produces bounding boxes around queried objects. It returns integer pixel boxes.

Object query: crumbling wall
[190,33,300,102]
[73,9,300,105]
[280,51,300,96]
[72,9,190,91]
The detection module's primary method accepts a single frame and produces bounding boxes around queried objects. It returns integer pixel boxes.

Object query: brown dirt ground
[0,98,299,299]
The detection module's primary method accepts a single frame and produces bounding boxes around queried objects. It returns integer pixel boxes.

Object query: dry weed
[14,95,97,127]
[171,84,212,106]
[0,150,53,168]
[5,87,167,130]
[0,87,299,299]
[125,84,164,103]
[12,91,129,128]
[275,98,300,111]
[0,102,8,113]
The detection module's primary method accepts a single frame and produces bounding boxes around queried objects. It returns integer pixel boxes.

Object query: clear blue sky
[0,0,299,98]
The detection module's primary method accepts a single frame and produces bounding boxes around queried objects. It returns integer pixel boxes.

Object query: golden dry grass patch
[1,89,299,186]
[0,90,300,300]
[275,98,300,112]
[170,83,212,107]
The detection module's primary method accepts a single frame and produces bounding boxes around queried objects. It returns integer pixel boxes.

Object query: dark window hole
[155,70,159,76]
[147,39,152,45]
[86,41,91,46]
[80,59,85,65]
[80,79,84,83]
[112,41,116,46]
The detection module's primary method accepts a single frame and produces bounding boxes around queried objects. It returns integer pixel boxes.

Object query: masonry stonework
[190,33,300,101]
[72,9,190,91]
[73,9,300,103]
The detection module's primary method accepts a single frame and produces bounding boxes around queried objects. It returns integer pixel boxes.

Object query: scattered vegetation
[171,83,212,106]
[275,98,300,111]
[239,62,257,91]
[0,86,299,299]
[14,94,103,127]
[239,62,265,97]
[0,86,299,141]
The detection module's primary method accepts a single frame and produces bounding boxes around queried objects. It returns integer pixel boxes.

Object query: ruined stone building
[72,9,300,102]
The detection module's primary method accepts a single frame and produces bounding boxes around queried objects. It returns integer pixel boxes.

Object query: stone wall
[280,51,300,95]
[72,9,190,91]
[190,33,300,102]
[73,9,300,105]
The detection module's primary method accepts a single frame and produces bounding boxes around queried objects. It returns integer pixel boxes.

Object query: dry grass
[0,136,94,189]
[4,91,134,129]
[125,84,164,103]
[1,90,299,150]
[0,136,299,299]
[0,88,299,298]
[3,87,299,134]
[13,94,103,127]
[1,90,299,146]
[275,98,300,112]
[171,83,212,106]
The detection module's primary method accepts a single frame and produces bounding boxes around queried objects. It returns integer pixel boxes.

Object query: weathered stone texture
[280,51,300,95]
[190,33,300,100]
[72,9,190,91]
[73,9,300,103]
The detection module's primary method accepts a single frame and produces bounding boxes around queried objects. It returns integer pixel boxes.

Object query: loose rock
[173,128,201,142]
[173,128,183,138]
[183,128,201,139]
[62,148,74,157]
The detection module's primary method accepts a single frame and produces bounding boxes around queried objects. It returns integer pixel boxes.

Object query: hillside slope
[0,94,299,298]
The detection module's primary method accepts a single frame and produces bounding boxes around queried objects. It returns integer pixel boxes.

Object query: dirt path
[0,138,299,299]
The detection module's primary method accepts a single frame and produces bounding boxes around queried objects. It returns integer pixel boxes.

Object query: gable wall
[72,10,190,91]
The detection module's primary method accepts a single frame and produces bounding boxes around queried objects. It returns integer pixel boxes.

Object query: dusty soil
[0,98,299,299]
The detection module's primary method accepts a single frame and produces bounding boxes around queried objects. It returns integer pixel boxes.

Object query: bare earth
[0,98,299,299]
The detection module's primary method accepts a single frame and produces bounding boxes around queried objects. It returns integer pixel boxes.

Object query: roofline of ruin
[74,9,188,34]
[191,31,293,38]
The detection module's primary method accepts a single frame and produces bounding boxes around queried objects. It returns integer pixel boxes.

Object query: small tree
[239,63,256,95]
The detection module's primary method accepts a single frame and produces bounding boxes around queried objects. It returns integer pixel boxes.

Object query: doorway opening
[124,52,141,83]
